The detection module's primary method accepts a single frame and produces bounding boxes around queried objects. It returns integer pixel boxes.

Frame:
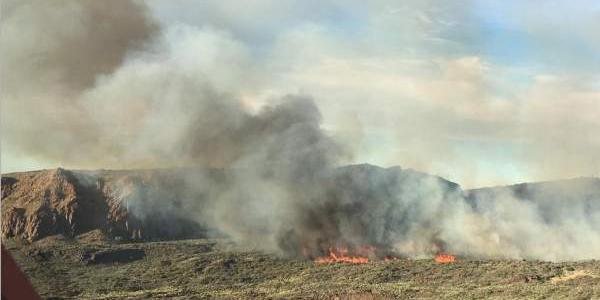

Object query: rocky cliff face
[2,168,93,241]
[1,168,208,241]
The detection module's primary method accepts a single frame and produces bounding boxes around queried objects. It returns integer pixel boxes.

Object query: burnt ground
[3,235,600,299]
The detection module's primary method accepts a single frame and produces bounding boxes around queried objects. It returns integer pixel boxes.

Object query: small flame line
[434,254,456,263]
[313,247,371,264]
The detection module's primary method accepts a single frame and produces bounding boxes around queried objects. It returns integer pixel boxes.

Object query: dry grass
[4,237,600,299]
[551,269,597,284]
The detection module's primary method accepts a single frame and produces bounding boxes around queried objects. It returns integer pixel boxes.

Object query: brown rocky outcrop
[1,168,207,241]
[2,168,88,241]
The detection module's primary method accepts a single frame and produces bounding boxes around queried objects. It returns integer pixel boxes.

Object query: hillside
[3,167,600,298]
[466,177,600,225]
[4,237,600,299]
[1,165,461,244]
[1,168,216,242]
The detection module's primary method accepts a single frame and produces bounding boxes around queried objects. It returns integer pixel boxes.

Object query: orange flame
[434,254,456,263]
[314,246,374,264]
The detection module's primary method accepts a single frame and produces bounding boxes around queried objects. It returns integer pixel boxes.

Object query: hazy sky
[2,0,599,188]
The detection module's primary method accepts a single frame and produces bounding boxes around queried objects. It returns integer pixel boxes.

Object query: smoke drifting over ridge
[2,1,600,262]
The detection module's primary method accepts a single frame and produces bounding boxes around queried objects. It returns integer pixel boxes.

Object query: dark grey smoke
[1,0,158,91]
[275,165,464,258]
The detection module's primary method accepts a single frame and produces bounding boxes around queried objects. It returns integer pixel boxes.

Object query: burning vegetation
[435,254,456,264]
[311,246,454,265]
[313,246,375,264]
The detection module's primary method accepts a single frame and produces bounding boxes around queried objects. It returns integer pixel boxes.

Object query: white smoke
[2,0,600,262]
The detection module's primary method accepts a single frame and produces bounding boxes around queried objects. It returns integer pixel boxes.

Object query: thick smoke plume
[2,1,600,262]
[1,0,158,166]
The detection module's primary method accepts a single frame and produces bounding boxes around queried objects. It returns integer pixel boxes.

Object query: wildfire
[310,244,453,264]
[313,246,374,264]
[434,254,456,263]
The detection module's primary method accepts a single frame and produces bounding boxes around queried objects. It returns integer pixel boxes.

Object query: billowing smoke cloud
[2,1,600,263]
[101,163,600,262]
[1,0,159,168]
